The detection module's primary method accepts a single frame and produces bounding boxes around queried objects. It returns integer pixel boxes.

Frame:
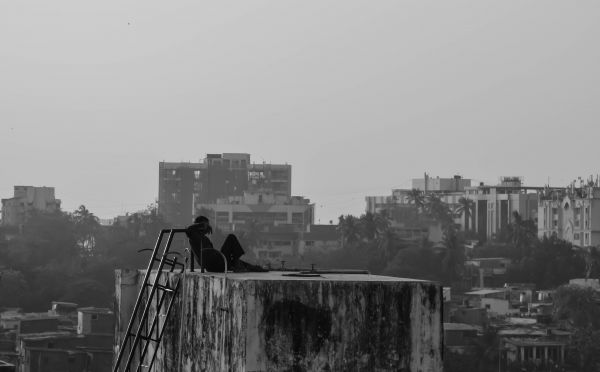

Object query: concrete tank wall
[115,270,442,372]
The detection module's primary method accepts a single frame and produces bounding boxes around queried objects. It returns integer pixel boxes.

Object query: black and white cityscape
[2,2,600,372]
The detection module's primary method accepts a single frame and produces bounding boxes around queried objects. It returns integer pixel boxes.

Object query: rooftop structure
[412,173,472,193]
[115,269,443,371]
[538,179,600,246]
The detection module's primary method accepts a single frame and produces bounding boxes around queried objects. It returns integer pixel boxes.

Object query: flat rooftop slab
[154,269,431,282]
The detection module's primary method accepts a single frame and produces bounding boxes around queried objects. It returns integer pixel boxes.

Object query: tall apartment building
[158,153,292,226]
[465,177,539,239]
[1,186,61,227]
[538,180,600,247]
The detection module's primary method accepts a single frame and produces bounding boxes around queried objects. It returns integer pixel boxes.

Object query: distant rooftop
[465,289,506,296]
[77,307,112,314]
[443,323,481,332]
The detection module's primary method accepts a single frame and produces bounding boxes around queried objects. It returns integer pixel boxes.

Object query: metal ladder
[113,228,188,372]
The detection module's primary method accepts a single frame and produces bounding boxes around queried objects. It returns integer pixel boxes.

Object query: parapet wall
[115,270,442,372]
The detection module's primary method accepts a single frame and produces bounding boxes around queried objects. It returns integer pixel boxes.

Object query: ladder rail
[139,278,182,372]
[114,229,168,371]
[135,257,181,371]
[135,283,171,371]
[122,230,177,371]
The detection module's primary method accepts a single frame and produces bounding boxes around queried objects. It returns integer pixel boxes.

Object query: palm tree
[407,189,425,212]
[425,194,453,227]
[359,212,390,241]
[454,197,475,231]
[360,212,378,241]
[337,215,361,247]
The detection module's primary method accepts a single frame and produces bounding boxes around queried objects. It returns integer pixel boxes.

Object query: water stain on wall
[262,299,332,372]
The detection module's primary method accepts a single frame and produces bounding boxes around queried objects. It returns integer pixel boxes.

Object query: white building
[538,182,600,247]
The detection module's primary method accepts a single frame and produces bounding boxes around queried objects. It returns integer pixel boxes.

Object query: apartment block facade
[195,192,314,233]
[464,178,540,239]
[538,185,600,247]
[1,186,61,227]
[158,153,292,226]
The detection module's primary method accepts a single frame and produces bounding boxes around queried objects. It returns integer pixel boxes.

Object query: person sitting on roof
[185,216,267,273]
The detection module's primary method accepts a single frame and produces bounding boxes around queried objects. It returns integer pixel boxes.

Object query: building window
[305,241,315,247]
[172,170,176,176]
[574,233,580,240]
[92,314,98,320]
[194,170,201,179]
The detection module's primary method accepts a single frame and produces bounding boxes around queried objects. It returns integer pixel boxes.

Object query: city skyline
[2,1,600,224]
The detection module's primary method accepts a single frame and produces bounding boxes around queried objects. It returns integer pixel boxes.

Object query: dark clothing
[220,234,245,267]
[185,224,249,272]
[185,222,267,272]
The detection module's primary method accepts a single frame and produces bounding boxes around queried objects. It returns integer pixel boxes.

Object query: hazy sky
[1,1,600,224]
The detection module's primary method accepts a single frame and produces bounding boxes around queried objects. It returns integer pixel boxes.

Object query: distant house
[451,306,488,327]
[464,288,519,317]
[443,323,481,354]
[500,335,567,370]
[251,224,340,263]
[464,258,512,288]
[77,308,113,336]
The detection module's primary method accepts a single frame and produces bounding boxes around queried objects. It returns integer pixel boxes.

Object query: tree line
[0,205,167,311]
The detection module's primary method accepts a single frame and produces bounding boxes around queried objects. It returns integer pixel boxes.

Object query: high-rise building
[158,153,292,226]
[1,186,61,227]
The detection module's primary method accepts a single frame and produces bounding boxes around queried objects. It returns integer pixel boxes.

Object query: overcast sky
[1,1,599,223]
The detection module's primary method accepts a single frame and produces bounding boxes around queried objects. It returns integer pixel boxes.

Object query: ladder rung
[154,257,183,267]
[144,282,176,293]
[128,332,159,343]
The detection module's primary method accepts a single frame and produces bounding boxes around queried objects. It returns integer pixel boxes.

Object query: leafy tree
[553,285,600,371]
[383,244,444,282]
[505,237,584,289]
[0,269,28,307]
[553,285,600,329]
[499,211,537,257]
[337,215,361,247]
[71,205,100,255]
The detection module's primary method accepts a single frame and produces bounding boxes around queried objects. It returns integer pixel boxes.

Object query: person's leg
[220,234,245,267]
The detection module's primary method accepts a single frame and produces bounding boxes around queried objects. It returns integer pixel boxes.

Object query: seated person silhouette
[185,216,267,273]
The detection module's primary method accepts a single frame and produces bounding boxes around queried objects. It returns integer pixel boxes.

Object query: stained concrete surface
[114,270,443,372]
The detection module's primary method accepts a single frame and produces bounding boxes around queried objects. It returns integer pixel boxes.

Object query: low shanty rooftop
[465,288,507,296]
[443,323,482,332]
